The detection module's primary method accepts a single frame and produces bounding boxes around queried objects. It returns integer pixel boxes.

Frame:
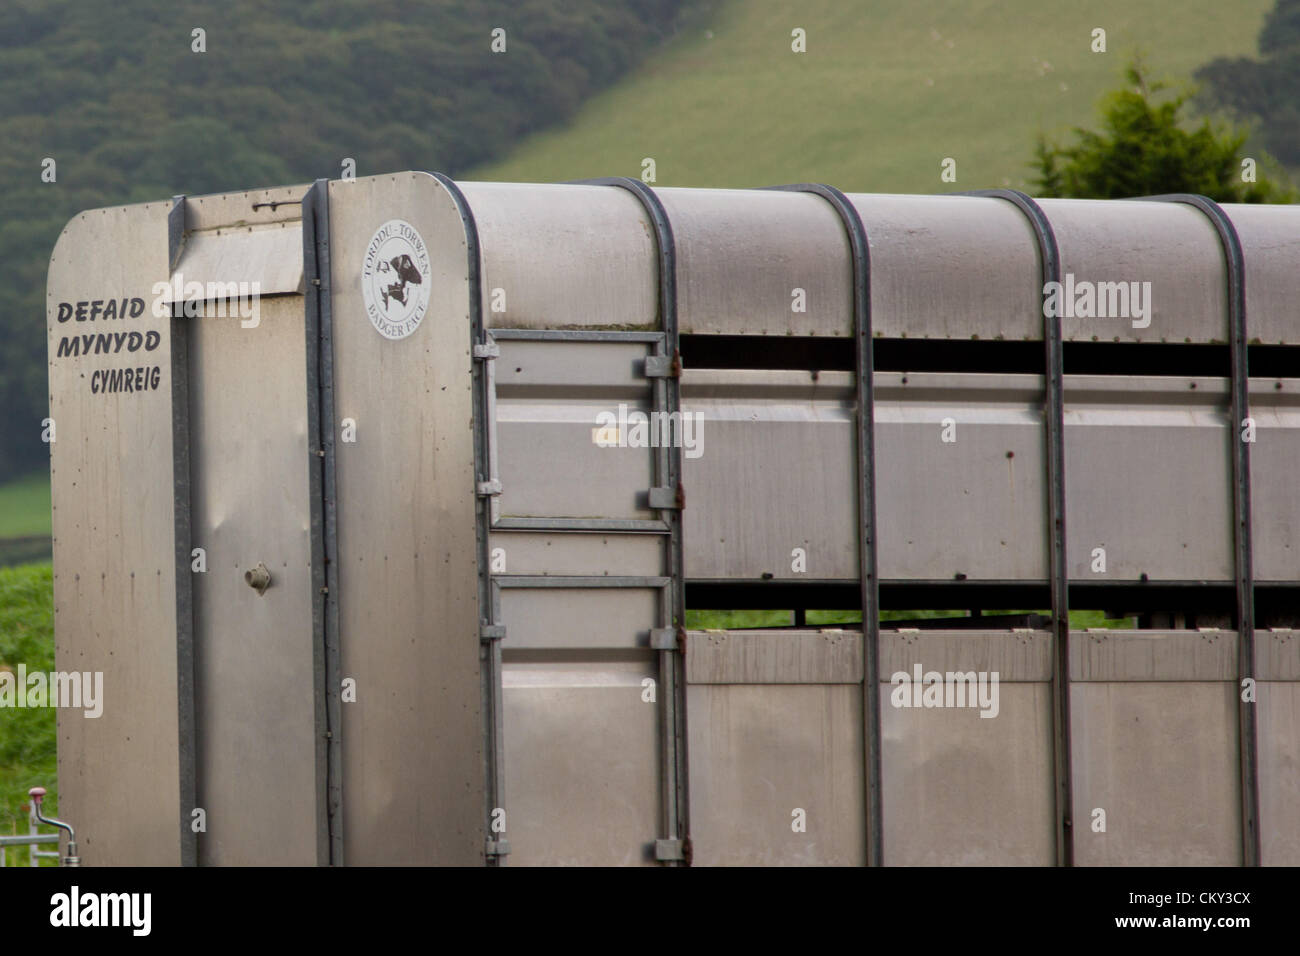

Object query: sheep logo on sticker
[362,219,431,339]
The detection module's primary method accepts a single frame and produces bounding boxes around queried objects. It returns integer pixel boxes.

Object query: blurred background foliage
[0,0,696,484]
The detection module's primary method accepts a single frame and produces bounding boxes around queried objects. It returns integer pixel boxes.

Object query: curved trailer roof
[457,181,1300,344]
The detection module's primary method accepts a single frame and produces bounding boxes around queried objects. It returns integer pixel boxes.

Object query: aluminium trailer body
[46,172,1300,865]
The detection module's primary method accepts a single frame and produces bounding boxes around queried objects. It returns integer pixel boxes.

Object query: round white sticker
[361,219,431,340]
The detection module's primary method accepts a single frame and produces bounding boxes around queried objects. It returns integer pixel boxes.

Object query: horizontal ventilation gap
[687,580,1300,622]
[681,335,1300,377]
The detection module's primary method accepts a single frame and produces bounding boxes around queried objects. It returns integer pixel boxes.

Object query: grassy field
[0,562,58,863]
[472,0,1275,192]
[0,473,52,570]
[0,473,50,539]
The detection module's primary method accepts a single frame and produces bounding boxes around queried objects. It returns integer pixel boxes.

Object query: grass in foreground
[0,562,57,862]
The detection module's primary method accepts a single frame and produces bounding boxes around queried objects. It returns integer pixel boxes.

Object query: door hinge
[650,627,686,652]
[644,350,682,379]
[647,482,684,511]
[655,837,691,864]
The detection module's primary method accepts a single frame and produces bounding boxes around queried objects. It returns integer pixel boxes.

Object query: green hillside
[473,0,1276,191]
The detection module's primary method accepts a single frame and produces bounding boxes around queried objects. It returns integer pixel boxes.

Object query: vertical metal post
[426,171,508,866]
[302,179,343,865]
[168,195,199,868]
[1140,194,1259,867]
[765,183,882,867]
[961,189,1073,866]
[29,811,39,865]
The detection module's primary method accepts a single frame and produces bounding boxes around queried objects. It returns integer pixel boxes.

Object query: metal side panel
[456,181,658,330]
[878,629,1055,865]
[684,631,865,866]
[495,399,656,521]
[1258,679,1300,866]
[499,585,661,650]
[166,220,304,300]
[1070,629,1238,681]
[847,193,1044,342]
[47,200,183,865]
[501,657,660,865]
[181,184,310,232]
[1255,629,1299,866]
[880,685,1055,865]
[1064,376,1233,581]
[874,372,1048,581]
[1070,682,1240,865]
[1036,198,1228,344]
[1069,630,1241,866]
[329,171,483,865]
[656,187,853,337]
[682,370,1291,586]
[189,295,318,865]
[686,628,863,684]
[1248,379,1300,582]
[495,574,669,864]
[487,532,664,577]
[493,339,654,389]
[493,340,656,522]
[687,682,866,866]
[682,370,858,580]
[879,628,1054,681]
[1256,628,1300,682]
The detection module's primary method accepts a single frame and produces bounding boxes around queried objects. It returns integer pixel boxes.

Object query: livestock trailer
[46,172,1300,865]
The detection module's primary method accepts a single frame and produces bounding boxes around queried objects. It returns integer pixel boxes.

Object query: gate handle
[29,787,79,867]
